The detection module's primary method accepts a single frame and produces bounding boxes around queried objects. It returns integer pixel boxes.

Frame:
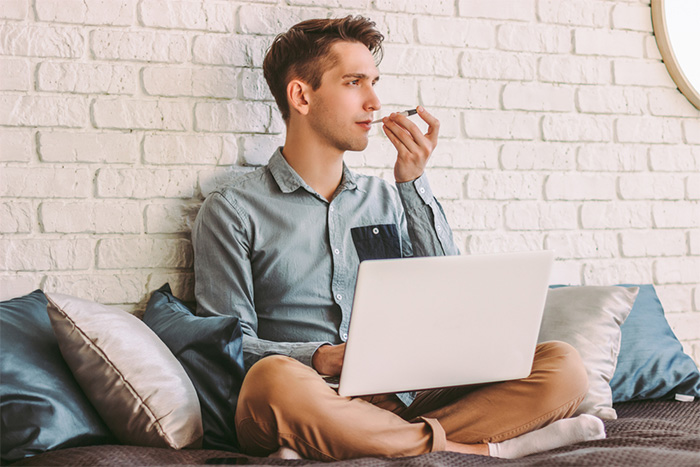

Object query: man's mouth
[356,120,372,131]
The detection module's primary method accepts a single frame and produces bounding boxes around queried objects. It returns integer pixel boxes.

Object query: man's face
[306,41,381,153]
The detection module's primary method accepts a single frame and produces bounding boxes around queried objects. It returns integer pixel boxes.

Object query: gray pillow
[538,286,639,420]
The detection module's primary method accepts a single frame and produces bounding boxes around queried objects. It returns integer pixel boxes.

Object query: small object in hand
[371,108,418,124]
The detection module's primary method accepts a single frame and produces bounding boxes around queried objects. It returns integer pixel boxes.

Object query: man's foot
[488,414,606,458]
[267,446,303,459]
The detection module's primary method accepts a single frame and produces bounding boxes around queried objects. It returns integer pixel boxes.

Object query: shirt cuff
[289,341,332,369]
[396,173,434,206]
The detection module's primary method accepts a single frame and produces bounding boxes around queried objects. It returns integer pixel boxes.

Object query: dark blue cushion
[142,284,245,451]
[0,290,114,463]
[610,284,700,402]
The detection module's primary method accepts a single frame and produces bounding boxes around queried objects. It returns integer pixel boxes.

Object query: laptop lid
[337,250,554,397]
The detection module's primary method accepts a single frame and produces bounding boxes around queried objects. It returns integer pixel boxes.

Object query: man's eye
[349,80,359,86]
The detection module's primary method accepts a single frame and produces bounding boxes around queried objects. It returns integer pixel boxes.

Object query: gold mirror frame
[651,0,700,110]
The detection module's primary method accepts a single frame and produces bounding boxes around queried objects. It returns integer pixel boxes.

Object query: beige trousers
[235,341,588,461]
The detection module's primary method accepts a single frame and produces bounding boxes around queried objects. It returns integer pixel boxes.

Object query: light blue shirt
[193,148,459,406]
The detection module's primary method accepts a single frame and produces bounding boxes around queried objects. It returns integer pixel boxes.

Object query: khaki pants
[235,341,588,461]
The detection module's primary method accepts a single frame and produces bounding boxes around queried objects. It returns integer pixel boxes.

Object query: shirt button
[342,333,348,340]
[334,249,340,255]
[436,225,442,231]
[372,227,379,234]
[329,206,334,212]
[336,294,342,301]
[419,187,426,194]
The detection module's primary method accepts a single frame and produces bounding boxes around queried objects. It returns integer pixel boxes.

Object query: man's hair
[263,16,384,121]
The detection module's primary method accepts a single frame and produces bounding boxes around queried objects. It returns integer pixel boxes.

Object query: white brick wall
[1,0,698,363]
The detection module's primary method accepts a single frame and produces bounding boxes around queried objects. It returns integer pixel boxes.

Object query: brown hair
[263,16,384,121]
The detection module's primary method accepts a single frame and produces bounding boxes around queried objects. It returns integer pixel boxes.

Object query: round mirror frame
[651,0,700,110]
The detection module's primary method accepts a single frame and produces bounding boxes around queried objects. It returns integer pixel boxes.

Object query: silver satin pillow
[538,286,639,420]
[46,293,203,449]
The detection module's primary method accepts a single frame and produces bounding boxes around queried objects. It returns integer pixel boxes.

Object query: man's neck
[281,126,345,201]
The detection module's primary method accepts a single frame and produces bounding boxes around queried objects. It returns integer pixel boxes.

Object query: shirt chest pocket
[351,224,402,262]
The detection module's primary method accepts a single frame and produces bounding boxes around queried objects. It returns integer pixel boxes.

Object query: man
[193,16,604,461]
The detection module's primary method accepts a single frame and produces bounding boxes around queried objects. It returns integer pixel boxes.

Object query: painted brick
[612,3,653,32]
[40,201,141,234]
[582,259,653,285]
[466,172,540,200]
[139,0,233,32]
[142,66,236,98]
[192,34,269,67]
[644,35,662,60]
[655,258,700,284]
[35,0,134,25]
[0,168,92,198]
[96,168,196,199]
[415,17,493,48]
[97,237,193,269]
[688,175,700,200]
[0,275,41,302]
[195,101,271,133]
[146,272,195,301]
[37,62,135,94]
[653,203,700,228]
[0,129,32,162]
[574,29,644,57]
[620,230,687,257]
[613,59,676,87]
[578,144,647,172]
[0,24,84,58]
[500,142,576,171]
[666,313,700,341]
[421,169,463,200]
[690,231,700,255]
[545,173,616,200]
[619,173,685,200]
[238,5,326,34]
[581,202,651,229]
[577,86,646,114]
[240,68,275,101]
[0,58,30,91]
[381,44,458,77]
[616,116,683,144]
[0,201,32,233]
[542,115,612,142]
[92,98,191,131]
[441,201,501,230]
[503,83,575,112]
[458,0,535,21]
[546,232,618,259]
[365,139,399,169]
[91,30,187,63]
[463,111,537,140]
[0,238,92,271]
[0,0,27,20]
[504,202,578,230]
[655,285,694,313]
[373,13,414,44]
[426,108,460,139]
[467,232,544,255]
[0,95,87,127]
[239,134,284,166]
[538,56,611,84]
[435,140,499,170]
[550,261,583,286]
[373,0,453,15]
[460,51,536,81]
[199,166,255,198]
[144,134,237,165]
[43,273,147,304]
[537,0,609,27]
[498,23,570,53]
[649,89,700,118]
[37,131,138,163]
[145,202,201,234]
[684,119,700,144]
[420,79,499,109]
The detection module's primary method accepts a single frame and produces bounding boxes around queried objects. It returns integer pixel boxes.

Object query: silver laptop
[336,250,554,397]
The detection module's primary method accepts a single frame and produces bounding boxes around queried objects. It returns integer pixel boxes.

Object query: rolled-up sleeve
[193,192,329,371]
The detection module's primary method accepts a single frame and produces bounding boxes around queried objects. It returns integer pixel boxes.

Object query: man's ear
[287,79,311,117]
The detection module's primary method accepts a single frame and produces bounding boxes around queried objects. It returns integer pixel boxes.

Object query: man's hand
[382,106,440,183]
[312,343,346,376]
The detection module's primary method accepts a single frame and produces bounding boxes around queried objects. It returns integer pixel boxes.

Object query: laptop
[335,250,554,397]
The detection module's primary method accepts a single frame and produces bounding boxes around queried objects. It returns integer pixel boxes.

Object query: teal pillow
[0,290,114,463]
[142,284,245,451]
[610,284,700,402]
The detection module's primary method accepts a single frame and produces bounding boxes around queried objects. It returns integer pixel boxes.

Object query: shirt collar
[268,147,358,196]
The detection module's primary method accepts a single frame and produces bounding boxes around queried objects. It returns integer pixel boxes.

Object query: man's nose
[366,87,381,112]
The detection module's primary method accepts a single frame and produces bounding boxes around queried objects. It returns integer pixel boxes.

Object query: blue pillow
[142,284,245,451]
[610,284,700,402]
[0,290,114,463]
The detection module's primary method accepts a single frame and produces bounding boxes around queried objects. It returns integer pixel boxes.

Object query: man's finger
[383,117,420,153]
[416,106,440,146]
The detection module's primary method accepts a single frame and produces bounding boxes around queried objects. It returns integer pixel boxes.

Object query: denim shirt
[193,148,459,406]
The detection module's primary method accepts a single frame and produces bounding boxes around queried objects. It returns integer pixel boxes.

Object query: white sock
[488,414,606,459]
[267,446,303,459]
